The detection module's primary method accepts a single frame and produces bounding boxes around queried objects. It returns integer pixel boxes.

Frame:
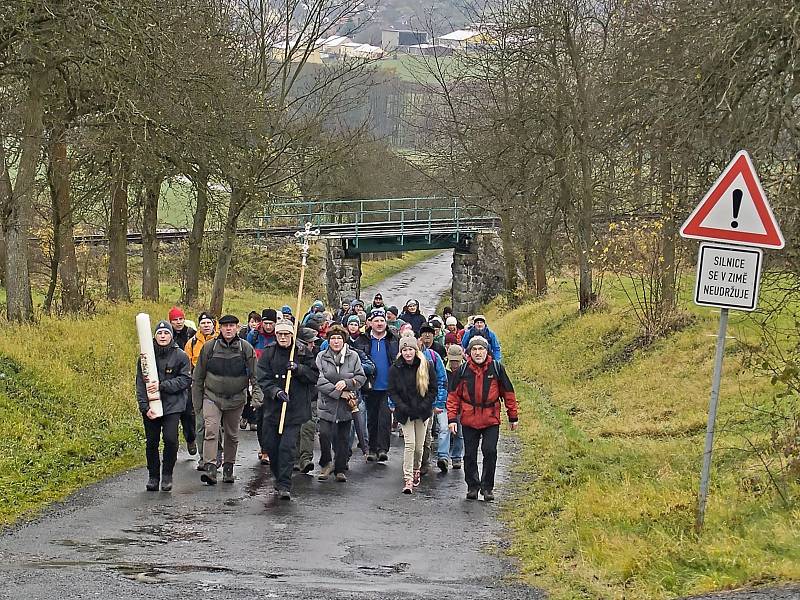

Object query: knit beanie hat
[306,312,325,331]
[261,308,278,323]
[154,320,173,336]
[386,305,399,317]
[399,336,418,351]
[281,305,292,315]
[275,319,294,334]
[467,336,489,352]
[400,329,416,338]
[445,316,457,327]
[369,308,386,320]
[347,315,361,326]
[168,306,184,321]
[198,311,215,325]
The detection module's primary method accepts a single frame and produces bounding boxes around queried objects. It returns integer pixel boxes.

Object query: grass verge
[360,249,443,289]
[490,279,800,599]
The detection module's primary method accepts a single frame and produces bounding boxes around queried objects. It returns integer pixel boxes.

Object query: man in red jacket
[447,335,518,501]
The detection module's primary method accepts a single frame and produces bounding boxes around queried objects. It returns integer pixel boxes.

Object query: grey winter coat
[316,344,366,423]
[191,335,263,411]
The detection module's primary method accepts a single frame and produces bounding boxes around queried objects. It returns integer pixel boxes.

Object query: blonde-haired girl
[388,336,437,493]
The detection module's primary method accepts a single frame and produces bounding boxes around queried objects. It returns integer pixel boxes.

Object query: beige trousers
[400,418,429,481]
[203,399,244,466]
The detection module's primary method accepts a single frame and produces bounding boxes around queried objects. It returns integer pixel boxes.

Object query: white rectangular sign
[695,243,762,311]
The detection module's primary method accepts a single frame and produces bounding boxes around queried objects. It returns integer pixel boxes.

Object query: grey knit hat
[467,336,489,352]
[399,336,418,351]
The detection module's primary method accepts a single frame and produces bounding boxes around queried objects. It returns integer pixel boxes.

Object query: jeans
[364,389,391,455]
[143,412,180,478]
[462,424,499,492]
[263,422,301,491]
[318,419,351,474]
[450,418,464,461]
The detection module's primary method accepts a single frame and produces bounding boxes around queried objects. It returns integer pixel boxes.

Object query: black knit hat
[198,311,215,324]
[261,308,278,323]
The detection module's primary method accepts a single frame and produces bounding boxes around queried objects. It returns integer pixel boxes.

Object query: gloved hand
[286,361,298,372]
[276,390,290,403]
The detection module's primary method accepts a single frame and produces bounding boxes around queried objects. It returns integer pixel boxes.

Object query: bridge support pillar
[451,233,505,318]
[321,239,361,308]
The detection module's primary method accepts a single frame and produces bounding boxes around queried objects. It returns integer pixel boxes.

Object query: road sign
[680,150,784,249]
[694,243,763,311]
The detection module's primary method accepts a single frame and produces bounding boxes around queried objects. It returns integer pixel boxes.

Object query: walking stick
[278,222,320,434]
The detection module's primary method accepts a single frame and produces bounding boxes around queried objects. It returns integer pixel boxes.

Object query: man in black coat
[256,319,319,499]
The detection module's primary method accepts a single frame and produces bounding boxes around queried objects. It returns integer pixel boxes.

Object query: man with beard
[256,320,318,499]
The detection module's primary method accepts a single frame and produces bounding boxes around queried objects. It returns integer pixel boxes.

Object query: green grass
[491,278,800,599]
[360,249,443,288]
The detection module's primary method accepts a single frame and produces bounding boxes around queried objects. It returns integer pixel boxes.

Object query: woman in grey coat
[316,325,366,482]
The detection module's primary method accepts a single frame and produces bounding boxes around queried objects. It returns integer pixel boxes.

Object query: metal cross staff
[278,222,320,434]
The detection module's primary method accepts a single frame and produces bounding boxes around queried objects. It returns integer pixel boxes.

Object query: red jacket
[447,355,518,429]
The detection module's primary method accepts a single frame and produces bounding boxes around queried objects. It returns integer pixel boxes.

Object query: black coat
[387,355,436,424]
[256,341,318,426]
[172,325,195,352]
[399,310,426,335]
[136,341,192,415]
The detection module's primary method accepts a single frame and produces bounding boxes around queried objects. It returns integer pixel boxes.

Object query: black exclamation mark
[731,189,742,228]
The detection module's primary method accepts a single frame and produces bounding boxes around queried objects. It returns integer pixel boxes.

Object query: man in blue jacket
[365,309,398,462]
[460,314,502,362]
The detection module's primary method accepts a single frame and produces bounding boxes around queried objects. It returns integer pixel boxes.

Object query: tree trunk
[209,186,245,316]
[498,203,518,292]
[107,149,131,302]
[183,166,209,305]
[1,68,47,322]
[660,152,679,313]
[141,173,163,301]
[46,129,81,313]
[535,250,548,296]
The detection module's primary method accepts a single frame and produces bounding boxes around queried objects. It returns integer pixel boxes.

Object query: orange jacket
[184,329,217,367]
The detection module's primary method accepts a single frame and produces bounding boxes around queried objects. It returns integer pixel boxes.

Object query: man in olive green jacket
[192,314,263,485]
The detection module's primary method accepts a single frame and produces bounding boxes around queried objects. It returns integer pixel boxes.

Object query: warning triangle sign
[680,150,784,249]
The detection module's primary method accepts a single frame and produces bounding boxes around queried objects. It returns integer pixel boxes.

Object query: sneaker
[222,463,234,483]
[160,475,173,491]
[377,451,388,462]
[402,479,413,494]
[466,488,479,500]
[318,463,333,481]
[366,453,377,462]
[301,461,315,474]
[335,472,347,483]
[239,418,248,430]
[278,489,292,500]
[413,470,421,487]
[437,458,449,472]
[481,488,494,501]
[259,452,270,465]
[146,477,159,492]
[187,441,197,455]
[452,459,462,470]
[201,463,218,485]
[293,465,301,472]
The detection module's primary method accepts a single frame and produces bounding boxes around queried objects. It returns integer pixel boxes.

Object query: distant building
[320,35,384,59]
[436,29,483,49]
[401,44,454,57]
[382,29,429,51]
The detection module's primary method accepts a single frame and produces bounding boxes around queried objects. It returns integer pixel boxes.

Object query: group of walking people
[135,294,518,501]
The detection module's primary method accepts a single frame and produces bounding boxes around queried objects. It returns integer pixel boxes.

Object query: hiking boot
[366,453,377,462]
[452,459,462,470]
[301,461,314,474]
[201,463,218,485]
[187,440,197,455]
[160,475,173,492]
[278,489,292,500]
[239,417,248,430]
[377,451,388,462]
[335,472,347,483]
[402,479,413,494]
[222,463,234,483]
[259,452,270,465]
[318,463,333,481]
[196,460,206,471]
[466,488,479,500]
[437,458,449,473]
[481,488,495,501]
[413,470,421,487]
[146,476,159,492]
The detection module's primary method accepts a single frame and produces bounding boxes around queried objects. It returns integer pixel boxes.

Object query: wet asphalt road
[0,250,536,600]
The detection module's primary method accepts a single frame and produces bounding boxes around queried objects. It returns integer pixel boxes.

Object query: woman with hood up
[399,299,426,336]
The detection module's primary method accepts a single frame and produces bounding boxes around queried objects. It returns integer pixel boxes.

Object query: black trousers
[462,424,499,492]
[364,389,391,454]
[318,419,351,474]
[143,412,181,479]
[263,421,301,491]
[179,397,196,444]
[255,405,267,452]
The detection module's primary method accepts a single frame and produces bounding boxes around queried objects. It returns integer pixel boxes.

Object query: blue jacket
[423,347,448,409]
[461,325,502,362]
[369,331,398,391]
